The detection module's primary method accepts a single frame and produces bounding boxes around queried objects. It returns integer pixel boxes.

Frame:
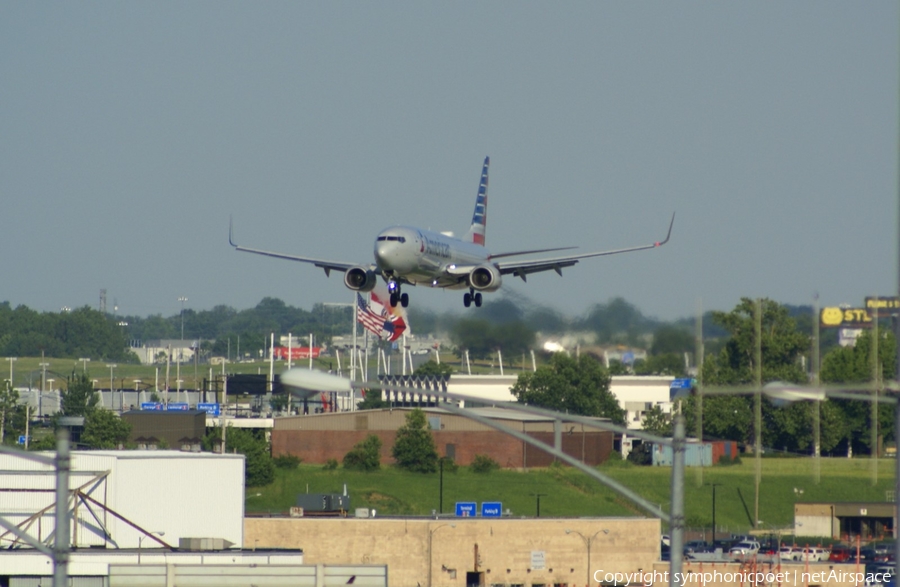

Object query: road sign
[141,402,163,411]
[455,502,476,517]
[166,403,189,411]
[669,378,695,400]
[481,502,502,517]
[17,435,29,445]
[197,403,220,416]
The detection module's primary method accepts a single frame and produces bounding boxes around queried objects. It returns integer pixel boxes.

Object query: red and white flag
[356,291,407,342]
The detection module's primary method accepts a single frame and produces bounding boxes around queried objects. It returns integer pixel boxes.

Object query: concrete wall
[245,517,660,587]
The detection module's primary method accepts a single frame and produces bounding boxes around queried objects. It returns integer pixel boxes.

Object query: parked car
[684,540,711,555]
[730,541,761,559]
[795,547,830,562]
[779,546,800,561]
[830,546,853,563]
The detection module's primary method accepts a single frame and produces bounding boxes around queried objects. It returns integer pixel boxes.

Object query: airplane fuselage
[375,226,490,289]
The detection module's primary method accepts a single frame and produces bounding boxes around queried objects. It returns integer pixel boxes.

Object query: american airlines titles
[423,236,451,259]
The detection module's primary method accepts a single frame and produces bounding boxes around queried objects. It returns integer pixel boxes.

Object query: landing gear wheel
[474,292,483,307]
[390,292,399,307]
[400,293,409,308]
[463,293,472,308]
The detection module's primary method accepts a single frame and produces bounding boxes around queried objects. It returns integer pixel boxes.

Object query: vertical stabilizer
[466,156,490,245]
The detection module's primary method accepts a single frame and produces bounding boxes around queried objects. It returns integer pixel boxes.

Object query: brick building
[271,407,614,468]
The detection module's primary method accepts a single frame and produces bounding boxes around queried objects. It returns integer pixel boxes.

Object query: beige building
[245,516,659,587]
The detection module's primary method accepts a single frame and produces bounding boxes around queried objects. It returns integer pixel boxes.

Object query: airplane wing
[495,213,675,282]
[229,219,356,277]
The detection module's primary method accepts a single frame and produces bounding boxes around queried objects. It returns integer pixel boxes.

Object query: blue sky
[1,3,896,321]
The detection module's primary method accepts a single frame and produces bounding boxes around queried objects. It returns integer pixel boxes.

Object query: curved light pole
[428,523,455,587]
[566,528,608,587]
[137,531,165,564]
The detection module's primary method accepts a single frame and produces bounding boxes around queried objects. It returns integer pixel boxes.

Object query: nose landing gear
[388,281,409,308]
[463,289,482,308]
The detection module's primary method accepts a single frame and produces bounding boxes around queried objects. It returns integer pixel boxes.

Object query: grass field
[249,457,898,536]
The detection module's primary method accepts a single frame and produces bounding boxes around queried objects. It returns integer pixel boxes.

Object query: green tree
[633,354,686,377]
[226,427,275,486]
[698,298,810,447]
[343,434,383,471]
[640,405,672,437]
[701,298,809,386]
[0,382,20,444]
[60,371,99,417]
[511,354,625,424]
[651,325,695,356]
[357,389,388,410]
[81,408,131,449]
[821,328,897,454]
[450,318,535,360]
[413,361,453,377]
[391,409,438,473]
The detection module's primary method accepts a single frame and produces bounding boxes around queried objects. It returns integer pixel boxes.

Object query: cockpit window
[377,236,406,243]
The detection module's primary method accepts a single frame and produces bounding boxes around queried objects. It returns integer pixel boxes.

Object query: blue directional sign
[669,378,696,401]
[197,403,220,416]
[17,435,29,445]
[166,403,189,411]
[455,502,477,517]
[141,402,163,411]
[481,502,502,518]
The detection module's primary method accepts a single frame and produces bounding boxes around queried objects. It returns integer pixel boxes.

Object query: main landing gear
[388,281,409,308]
[463,288,482,308]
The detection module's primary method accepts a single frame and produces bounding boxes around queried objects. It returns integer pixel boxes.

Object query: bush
[717,454,742,466]
[324,458,339,470]
[470,454,499,474]
[273,454,302,469]
[438,456,458,473]
[626,443,652,466]
[343,435,382,471]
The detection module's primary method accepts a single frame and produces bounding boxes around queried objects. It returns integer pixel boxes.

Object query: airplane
[229,157,674,309]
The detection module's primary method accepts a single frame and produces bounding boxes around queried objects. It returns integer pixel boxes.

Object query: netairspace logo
[593,569,893,586]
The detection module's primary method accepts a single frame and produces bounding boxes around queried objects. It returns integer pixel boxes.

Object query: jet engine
[468,264,502,292]
[344,266,378,292]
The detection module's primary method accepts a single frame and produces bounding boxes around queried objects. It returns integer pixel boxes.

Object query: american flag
[357,293,386,336]
[356,292,407,342]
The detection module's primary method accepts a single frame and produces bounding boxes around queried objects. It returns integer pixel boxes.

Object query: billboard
[865,296,900,318]
[273,347,321,360]
[820,307,874,329]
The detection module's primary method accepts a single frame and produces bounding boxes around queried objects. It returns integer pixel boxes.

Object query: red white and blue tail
[466,156,489,246]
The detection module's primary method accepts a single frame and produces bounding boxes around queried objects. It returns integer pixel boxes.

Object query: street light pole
[707,483,721,548]
[428,523,455,587]
[178,297,188,342]
[106,364,116,411]
[566,528,607,587]
[6,357,16,387]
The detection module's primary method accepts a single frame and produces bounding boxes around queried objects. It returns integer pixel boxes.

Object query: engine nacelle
[468,264,502,292]
[344,266,378,292]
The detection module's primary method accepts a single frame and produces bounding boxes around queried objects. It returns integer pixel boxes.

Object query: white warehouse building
[0,450,245,550]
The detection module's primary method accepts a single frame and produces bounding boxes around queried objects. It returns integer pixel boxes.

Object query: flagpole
[352,291,358,385]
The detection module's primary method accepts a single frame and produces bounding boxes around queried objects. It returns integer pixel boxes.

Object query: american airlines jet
[229,157,674,309]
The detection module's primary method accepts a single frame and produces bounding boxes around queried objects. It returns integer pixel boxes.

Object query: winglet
[654,212,675,247]
[229,216,238,247]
